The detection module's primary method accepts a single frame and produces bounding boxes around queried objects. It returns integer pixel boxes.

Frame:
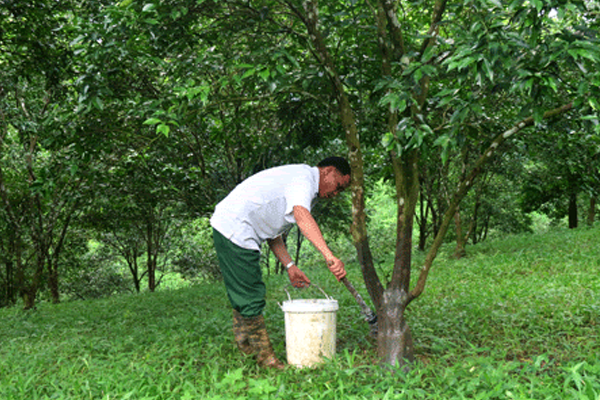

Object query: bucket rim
[281,298,339,312]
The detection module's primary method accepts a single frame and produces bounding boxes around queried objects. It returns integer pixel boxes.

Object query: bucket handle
[283,282,332,302]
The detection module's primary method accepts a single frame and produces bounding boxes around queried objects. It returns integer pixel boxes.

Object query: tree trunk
[48,259,60,304]
[588,196,596,226]
[147,219,157,292]
[148,260,156,291]
[22,287,37,310]
[2,259,14,307]
[21,255,45,310]
[431,200,440,239]
[377,287,414,367]
[568,192,578,229]
[454,186,480,255]
[378,151,420,366]
[471,197,481,244]
[2,234,19,307]
[482,215,490,241]
[417,182,431,252]
[47,206,76,304]
[453,206,467,259]
[10,240,24,307]
[126,253,142,293]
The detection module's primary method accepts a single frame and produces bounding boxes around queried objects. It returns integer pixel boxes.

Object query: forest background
[0,0,599,374]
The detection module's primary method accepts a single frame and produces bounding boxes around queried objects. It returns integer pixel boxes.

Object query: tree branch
[409,102,573,303]
[294,0,384,309]
[418,0,448,58]
[379,0,405,58]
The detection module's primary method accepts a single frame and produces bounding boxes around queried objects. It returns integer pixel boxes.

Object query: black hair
[317,156,351,177]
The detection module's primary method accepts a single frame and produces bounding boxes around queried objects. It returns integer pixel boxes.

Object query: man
[210,156,351,369]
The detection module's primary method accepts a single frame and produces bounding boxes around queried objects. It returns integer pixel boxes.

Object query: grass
[1,226,599,399]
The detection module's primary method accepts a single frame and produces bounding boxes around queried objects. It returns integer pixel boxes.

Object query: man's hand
[326,256,347,281]
[288,265,311,288]
[292,206,347,282]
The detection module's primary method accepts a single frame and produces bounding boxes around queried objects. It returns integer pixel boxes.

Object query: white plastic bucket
[281,298,338,368]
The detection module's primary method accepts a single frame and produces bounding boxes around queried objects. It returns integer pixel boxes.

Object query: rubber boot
[232,309,253,355]
[245,314,285,370]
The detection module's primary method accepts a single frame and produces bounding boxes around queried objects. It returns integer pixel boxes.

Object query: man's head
[317,156,351,199]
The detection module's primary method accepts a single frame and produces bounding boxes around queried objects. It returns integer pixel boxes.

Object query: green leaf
[421,45,436,63]
[433,134,450,147]
[530,0,543,12]
[533,108,545,126]
[437,88,459,97]
[568,49,579,60]
[199,87,209,104]
[577,81,589,96]
[434,135,452,164]
[419,124,434,137]
[545,76,558,93]
[157,124,170,136]
[70,35,86,46]
[143,118,162,125]
[92,96,103,110]
[379,93,407,113]
[142,3,156,12]
[482,58,494,82]
[522,78,534,95]
[452,56,477,71]
[396,99,407,113]
[258,68,270,81]
[438,94,456,107]
[381,132,394,149]
[241,68,256,79]
[414,68,423,82]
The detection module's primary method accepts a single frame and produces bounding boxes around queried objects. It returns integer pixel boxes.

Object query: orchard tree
[277,0,596,366]
[201,0,600,366]
[520,120,600,228]
[0,0,88,308]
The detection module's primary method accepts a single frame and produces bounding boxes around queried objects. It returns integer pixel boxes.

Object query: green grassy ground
[1,226,599,399]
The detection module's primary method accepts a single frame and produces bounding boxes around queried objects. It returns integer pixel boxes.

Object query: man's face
[319,167,351,199]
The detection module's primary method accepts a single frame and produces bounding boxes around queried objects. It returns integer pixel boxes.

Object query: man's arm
[293,205,347,281]
[267,235,311,288]
[266,235,293,267]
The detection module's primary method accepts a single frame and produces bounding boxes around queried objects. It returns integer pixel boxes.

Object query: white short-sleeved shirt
[210,164,320,251]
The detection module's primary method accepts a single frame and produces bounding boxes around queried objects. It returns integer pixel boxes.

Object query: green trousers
[212,228,266,317]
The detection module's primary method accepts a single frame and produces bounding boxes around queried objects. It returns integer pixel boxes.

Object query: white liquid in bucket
[281,299,338,368]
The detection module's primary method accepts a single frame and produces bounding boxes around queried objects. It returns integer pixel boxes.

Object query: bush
[171,218,221,282]
[60,243,131,300]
